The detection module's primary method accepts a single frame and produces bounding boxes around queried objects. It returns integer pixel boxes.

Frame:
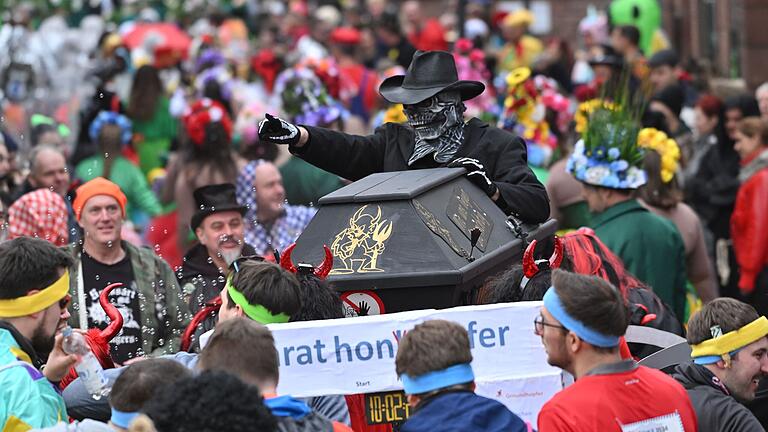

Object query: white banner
[267,301,562,420]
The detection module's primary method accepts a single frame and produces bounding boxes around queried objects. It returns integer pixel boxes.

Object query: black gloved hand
[258,113,301,146]
[448,157,498,198]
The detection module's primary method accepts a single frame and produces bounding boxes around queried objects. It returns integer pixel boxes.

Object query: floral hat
[182,98,233,147]
[89,111,132,145]
[567,93,647,190]
[274,67,347,127]
[637,128,681,183]
[499,68,571,167]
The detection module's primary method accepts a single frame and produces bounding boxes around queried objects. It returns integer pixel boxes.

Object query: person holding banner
[536,270,698,431]
[394,319,529,432]
[672,298,768,432]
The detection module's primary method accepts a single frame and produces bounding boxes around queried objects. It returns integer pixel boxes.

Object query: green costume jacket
[65,241,191,358]
[0,324,67,431]
[590,199,688,321]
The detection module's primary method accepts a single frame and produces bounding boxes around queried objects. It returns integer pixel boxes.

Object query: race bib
[619,412,685,432]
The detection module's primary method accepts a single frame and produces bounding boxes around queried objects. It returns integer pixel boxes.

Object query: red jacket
[731,152,768,294]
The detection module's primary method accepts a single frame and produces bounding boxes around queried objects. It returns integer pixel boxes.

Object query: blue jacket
[0,323,68,431]
[401,391,529,432]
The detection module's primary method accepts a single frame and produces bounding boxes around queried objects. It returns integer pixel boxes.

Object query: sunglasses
[228,255,266,273]
[59,294,72,310]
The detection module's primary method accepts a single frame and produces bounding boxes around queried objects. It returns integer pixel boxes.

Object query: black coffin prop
[291,168,556,313]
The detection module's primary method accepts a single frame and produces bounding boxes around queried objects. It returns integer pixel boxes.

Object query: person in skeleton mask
[258,51,549,223]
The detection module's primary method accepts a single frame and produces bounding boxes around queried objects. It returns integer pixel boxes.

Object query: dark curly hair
[290,273,345,322]
[142,371,277,432]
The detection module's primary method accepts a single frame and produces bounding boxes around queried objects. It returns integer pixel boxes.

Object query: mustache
[217,234,242,246]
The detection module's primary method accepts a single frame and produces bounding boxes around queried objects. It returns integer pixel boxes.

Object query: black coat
[293,118,550,224]
[672,362,764,432]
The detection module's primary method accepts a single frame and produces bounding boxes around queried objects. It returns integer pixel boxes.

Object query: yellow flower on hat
[637,127,681,183]
[503,9,535,27]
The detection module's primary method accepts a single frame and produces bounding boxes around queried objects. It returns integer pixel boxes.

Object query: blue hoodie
[401,391,529,432]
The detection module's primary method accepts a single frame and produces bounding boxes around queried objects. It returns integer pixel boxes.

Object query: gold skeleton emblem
[330,205,394,274]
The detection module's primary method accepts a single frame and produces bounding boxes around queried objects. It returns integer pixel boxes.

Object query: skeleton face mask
[404,91,464,141]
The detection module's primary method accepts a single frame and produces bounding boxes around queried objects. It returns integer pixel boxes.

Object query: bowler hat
[190,184,247,231]
[379,50,485,105]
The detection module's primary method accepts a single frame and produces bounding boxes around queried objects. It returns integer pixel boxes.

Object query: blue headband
[400,363,474,395]
[693,348,743,365]
[543,287,620,348]
[111,408,139,429]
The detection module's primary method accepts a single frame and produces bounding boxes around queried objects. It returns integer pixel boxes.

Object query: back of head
[228,260,302,318]
[687,298,760,345]
[481,264,551,304]
[639,149,682,209]
[551,269,629,340]
[395,319,472,380]
[128,65,162,122]
[560,230,643,298]
[199,316,279,388]
[652,83,685,118]
[0,237,73,300]
[142,370,277,432]
[291,273,344,321]
[110,358,192,413]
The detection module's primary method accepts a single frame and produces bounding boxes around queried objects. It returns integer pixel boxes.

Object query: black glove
[258,113,301,146]
[448,157,498,198]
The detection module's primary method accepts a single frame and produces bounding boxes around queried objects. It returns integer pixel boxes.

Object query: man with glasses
[536,269,698,431]
[0,237,79,429]
[258,50,549,223]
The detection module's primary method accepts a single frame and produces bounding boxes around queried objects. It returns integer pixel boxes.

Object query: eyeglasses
[59,294,71,310]
[228,255,265,273]
[534,314,567,336]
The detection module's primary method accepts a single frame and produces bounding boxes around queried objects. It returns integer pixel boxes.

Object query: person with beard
[672,298,768,432]
[65,178,189,365]
[536,270,698,431]
[179,184,255,346]
[0,237,80,430]
[258,50,549,223]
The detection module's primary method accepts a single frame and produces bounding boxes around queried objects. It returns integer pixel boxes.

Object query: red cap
[330,27,361,45]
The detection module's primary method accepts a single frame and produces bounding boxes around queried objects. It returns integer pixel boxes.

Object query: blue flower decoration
[608,148,621,161]
[566,139,647,189]
[89,111,132,145]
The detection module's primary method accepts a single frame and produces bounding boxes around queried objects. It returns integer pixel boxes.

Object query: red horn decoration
[181,296,222,352]
[99,283,124,341]
[59,283,123,389]
[522,239,539,278]
[550,236,564,269]
[314,245,334,279]
[280,243,298,274]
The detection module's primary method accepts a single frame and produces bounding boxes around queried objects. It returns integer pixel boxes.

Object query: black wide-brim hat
[190,183,248,231]
[379,50,485,105]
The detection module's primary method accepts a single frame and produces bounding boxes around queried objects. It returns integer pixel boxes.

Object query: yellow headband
[691,316,768,358]
[0,271,70,317]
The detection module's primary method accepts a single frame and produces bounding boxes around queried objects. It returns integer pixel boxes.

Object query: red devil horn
[522,239,539,278]
[314,245,334,279]
[181,296,222,352]
[280,243,298,274]
[99,283,124,341]
[550,236,564,269]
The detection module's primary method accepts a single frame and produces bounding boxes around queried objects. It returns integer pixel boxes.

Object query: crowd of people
[1,0,768,431]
